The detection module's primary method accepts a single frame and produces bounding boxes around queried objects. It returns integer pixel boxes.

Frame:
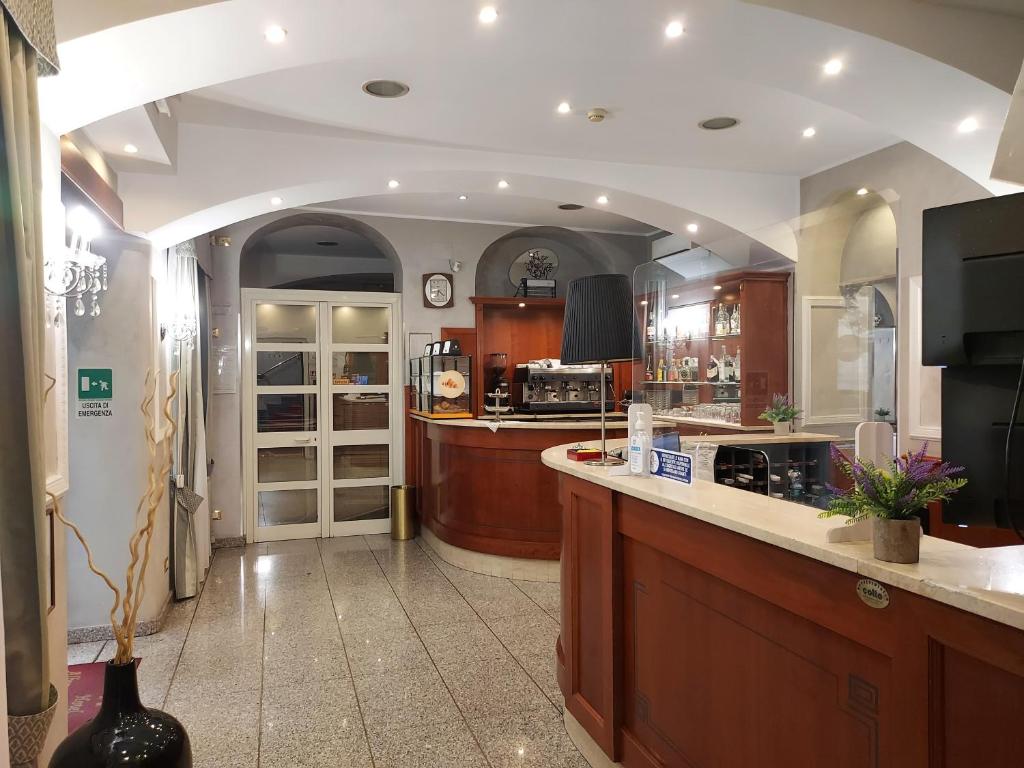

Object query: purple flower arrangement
[820,443,967,523]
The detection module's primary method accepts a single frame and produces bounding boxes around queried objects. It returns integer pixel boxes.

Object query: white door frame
[241,288,404,542]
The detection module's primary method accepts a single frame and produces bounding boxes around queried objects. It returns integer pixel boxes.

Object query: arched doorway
[238,213,404,542]
[797,189,899,435]
[239,212,403,293]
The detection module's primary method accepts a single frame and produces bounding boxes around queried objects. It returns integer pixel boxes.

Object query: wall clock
[423,273,454,309]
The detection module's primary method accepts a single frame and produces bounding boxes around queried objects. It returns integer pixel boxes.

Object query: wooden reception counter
[407,414,632,562]
[543,439,1024,768]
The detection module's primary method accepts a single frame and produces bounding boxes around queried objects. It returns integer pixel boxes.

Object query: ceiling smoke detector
[362,80,410,98]
[587,108,609,123]
[558,203,584,211]
[699,116,739,131]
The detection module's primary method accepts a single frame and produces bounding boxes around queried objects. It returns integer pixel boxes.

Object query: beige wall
[798,141,994,455]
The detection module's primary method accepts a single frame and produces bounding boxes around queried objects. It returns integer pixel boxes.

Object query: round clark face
[424,274,452,306]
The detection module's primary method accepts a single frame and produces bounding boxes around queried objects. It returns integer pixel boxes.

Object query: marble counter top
[542,438,1024,631]
[409,413,634,430]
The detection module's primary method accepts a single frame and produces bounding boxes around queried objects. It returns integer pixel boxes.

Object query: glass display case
[700,441,834,508]
[409,354,473,418]
[632,250,790,429]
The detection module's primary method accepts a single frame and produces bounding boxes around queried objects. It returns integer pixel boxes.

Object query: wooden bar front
[556,473,1024,767]
[408,418,627,560]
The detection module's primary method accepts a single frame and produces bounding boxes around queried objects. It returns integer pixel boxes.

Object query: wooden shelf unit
[639,270,789,427]
[468,296,629,418]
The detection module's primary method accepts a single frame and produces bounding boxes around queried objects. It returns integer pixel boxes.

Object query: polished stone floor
[67,535,586,768]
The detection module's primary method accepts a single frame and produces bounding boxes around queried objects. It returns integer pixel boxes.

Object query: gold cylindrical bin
[390,485,416,541]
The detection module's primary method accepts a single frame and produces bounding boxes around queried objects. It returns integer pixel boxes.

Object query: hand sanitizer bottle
[628,403,654,476]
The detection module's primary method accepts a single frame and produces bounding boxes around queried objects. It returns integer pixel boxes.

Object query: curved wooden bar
[408,415,627,560]
[544,441,1024,768]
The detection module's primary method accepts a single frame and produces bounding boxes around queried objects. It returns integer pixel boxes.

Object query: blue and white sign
[649,448,693,485]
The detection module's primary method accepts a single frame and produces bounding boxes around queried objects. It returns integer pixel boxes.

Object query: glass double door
[244,291,399,542]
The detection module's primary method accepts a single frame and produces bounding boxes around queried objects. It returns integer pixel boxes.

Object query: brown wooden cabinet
[556,473,1024,767]
[638,271,789,427]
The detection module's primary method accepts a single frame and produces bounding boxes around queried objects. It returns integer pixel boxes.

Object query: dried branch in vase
[45,369,179,664]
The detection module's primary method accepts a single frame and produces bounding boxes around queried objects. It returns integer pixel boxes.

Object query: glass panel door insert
[243,292,401,542]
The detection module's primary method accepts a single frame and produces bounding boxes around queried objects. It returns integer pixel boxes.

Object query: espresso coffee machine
[510,359,614,414]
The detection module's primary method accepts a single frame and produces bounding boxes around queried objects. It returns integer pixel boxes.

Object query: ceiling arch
[44,0,1018,197]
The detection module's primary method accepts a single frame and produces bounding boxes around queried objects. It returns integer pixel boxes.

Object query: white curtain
[169,241,211,594]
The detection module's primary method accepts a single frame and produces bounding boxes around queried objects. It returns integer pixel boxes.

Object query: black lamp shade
[561,273,640,364]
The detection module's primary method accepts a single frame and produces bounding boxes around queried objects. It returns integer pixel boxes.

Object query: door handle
[294,437,315,444]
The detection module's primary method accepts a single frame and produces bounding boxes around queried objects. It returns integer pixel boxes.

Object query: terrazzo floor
[67,535,587,768]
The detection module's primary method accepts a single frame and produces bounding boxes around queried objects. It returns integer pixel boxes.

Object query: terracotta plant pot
[871,517,921,564]
[773,421,792,436]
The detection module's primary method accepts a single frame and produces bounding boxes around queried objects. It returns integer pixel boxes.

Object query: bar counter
[542,438,1024,768]
[407,414,633,563]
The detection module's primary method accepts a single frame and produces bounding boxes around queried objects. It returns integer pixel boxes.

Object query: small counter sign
[76,368,114,419]
[649,448,693,485]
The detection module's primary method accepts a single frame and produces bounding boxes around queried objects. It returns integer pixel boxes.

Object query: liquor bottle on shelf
[706,354,720,383]
[680,356,692,382]
[646,312,656,343]
[644,360,654,382]
[733,348,741,381]
[715,304,728,336]
[656,358,665,382]
[667,358,679,382]
[730,303,741,335]
[721,347,733,382]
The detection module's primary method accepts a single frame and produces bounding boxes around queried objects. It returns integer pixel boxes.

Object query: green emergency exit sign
[77,368,113,400]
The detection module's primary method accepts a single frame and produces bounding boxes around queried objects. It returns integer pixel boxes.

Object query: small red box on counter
[567,448,603,462]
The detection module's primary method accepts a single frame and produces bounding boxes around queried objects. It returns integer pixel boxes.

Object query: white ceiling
[309,194,659,236]
[44,0,1024,249]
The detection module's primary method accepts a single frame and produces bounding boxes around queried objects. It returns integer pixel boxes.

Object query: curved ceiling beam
[743,0,1024,93]
[122,123,798,257]
[45,0,1019,197]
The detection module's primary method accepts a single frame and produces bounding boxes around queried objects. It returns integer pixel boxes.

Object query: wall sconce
[45,205,108,324]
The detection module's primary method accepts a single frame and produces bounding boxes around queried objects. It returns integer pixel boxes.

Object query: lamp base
[584,456,626,467]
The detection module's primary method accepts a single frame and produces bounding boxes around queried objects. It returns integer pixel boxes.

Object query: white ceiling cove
[45,0,1024,249]
[309,194,659,236]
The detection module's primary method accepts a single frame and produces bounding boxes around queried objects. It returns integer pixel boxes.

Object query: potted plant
[820,444,966,564]
[759,393,802,435]
[874,407,892,422]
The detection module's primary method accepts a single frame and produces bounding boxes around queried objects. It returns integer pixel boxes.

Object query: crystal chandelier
[45,206,108,325]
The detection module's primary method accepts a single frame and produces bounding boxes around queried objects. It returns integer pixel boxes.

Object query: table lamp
[560,273,640,466]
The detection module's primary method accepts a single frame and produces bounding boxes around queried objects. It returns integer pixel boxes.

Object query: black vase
[50,661,191,767]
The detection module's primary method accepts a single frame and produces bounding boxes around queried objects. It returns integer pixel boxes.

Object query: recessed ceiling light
[123,143,138,154]
[802,126,817,138]
[316,241,339,247]
[270,196,283,206]
[699,116,739,131]
[958,116,979,134]
[686,223,699,233]
[362,80,410,98]
[557,101,572,115]
[856,187,869,196]
[557,203,583,211]
[458,194,468,200]
[671,294,680,299]
[596,195,609,205]
[497,179,509,189]
[518,302,526,308]
[823,58,843,76]
[713,284,723,291]
[640,300,648,306]
[264,25,287,44]
[665,20,684,38]
[479,6,498,24]
[387,179,400,189]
